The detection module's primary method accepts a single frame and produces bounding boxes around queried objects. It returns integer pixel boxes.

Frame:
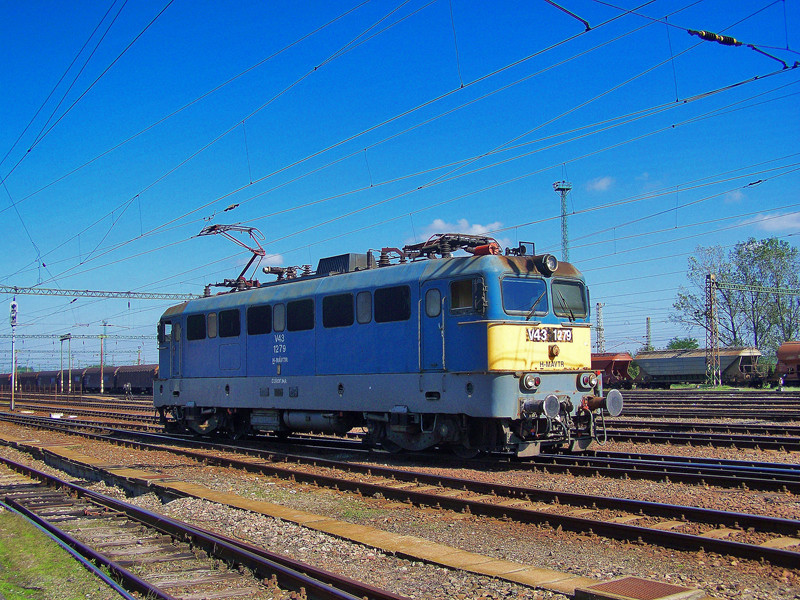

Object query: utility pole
[646,317,652,351]
[9,299,17,411]
[705,274,721,386]
[595,302,605,352]
[553,181,572,262]
[60,334,71,395]
[100,321,107,394]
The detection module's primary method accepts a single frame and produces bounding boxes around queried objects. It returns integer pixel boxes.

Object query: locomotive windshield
[501,278,548,316]
[552,280,588,319]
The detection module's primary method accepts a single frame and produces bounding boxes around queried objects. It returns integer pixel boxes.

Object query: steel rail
[91,433,800,569]
[619,408,800,421]
[602,428,800,451]
[2,411,798,492]
[0,498,139,600]
[2,497,180,600]
[621,390,800,400]
[0,455,407,600]
[608,419,800,436]
[1,415,799,567]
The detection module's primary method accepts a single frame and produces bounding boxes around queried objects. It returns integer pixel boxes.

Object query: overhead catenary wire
[13,55,796,289]
[3,2,797,355]
[0,0,372,217]
[3,0,661,284]
[0,0,121,172]
[0,0,175,187]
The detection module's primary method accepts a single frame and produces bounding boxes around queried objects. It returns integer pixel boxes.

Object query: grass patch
[0,508,118,600]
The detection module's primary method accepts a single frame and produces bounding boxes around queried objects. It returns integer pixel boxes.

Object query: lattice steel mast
[553,181,572,262]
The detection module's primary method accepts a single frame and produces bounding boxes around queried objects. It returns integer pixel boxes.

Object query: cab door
[420,281,447,371]
[170,322,182,378]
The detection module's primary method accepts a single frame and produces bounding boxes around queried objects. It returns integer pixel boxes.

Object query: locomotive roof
[173,254,583,314]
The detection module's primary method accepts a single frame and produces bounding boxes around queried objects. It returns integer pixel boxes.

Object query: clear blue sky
[2,0,799,369]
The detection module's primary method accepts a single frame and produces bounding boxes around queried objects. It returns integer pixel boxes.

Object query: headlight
[578,372,598,389]
[521,373,541,392]
[535,254,559,276]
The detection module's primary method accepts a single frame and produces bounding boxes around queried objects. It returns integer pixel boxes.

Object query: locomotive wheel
[380,438,404,454]
[451,444,480,459]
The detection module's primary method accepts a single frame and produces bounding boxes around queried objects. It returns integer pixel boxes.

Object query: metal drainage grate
[575,576,705,600]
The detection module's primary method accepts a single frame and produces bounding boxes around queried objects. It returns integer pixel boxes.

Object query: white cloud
[263,253,285,265]
[724,190,744,204]
[586,176,614,192]
[410,218,511,251]
[741,211,800,232]
[417,218,502,239]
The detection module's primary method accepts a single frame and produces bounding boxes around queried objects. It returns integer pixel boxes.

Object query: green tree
[731,238,800,354]
[671,245,745,346]
[666,336,698,349]
[671,238,800,355]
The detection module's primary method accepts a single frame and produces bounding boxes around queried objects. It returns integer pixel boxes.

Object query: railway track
[619,390,800,419]
[620,408,800,420]
[0,455,407,600]
[3,411,798,492]
[0,392,156,413]
[1,414,798,569]
[622,390,800,401]
[609,418,800,436]
[601,427,800,451]
[530,450,800,493]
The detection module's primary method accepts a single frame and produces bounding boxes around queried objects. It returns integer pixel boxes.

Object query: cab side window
[450,278,484,313]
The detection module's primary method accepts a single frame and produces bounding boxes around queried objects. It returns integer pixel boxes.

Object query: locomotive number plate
[526,327,573,343]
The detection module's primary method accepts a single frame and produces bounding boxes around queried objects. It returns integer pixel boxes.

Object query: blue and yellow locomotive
[155,234,622,456]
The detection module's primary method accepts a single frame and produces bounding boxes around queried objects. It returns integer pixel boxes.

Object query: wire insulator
[688,29,742,46]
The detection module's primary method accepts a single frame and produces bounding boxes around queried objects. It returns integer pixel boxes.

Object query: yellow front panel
[487,323,592,371]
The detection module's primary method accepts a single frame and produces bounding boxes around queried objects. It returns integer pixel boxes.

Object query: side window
[273,304,286,332]
[187,314,206,340]
[159,321,172,344]
[207,313,218,338]
[287,299,314,331]
[374,285,411,323]
[356,291,372,324]
[219,309,241,338]
[425,288,441,317]
[323,294,354,328]
[247,305,272,335]
[450,279,474,311]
